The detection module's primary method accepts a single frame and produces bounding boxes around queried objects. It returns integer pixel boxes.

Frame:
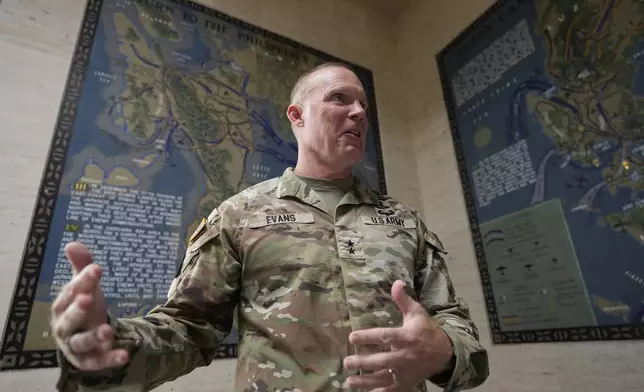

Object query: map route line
[179,70,293,153]
[507,82,550,142]
[172,48,299,157]
[225,119,253,127]
[241,73,250,93]
[110,60,322,173]
[172,122,226,148]
[597,0,617,33]
[117,15,306,180]
[107,85,154,117]
[238,148,250,190]
[168,70,287,163]
[129,43,160,69]
[616,21,644,53]
[521,79,581,111]
[507,79,586,142]
[571,181,607,212]
[531,149,556,204]
[544,29,555,69]
[508,72,638,154]
[214,99,243,114]
[163,121,193,157]
[255,146,296,166]
[597,72,633,138]
[157,104,291,170]
[190,78,213,95]
[160,107,252,157]
[181,63,296,152]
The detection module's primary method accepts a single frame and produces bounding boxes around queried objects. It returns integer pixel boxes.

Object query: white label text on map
[472,139,537,207]
[451,19,535,107]
[50,184,184,301]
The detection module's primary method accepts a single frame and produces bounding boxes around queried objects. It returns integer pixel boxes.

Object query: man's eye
[331,93,346,102]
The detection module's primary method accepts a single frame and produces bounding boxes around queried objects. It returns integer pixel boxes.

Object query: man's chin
[340,143,363,154]
[338,149,363,167]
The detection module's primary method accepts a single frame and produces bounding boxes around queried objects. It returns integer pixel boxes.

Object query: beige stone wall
[0,0,643,391]
[398,1,644,391]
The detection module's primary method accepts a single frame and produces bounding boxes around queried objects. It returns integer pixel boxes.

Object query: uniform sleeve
[413,220,489,391]
[56,208,242,392]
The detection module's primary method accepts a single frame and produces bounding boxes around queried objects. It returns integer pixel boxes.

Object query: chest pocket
[241,211,322,275]
[241,211,332,305]
[358,214,418,249]
[347,213,419,285]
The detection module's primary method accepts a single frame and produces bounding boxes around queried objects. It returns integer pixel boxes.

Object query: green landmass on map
[527,0,644,203]
[107,9,318,244]
[591,294,631,321]
[134,2,181,41]
[125,26,140,42]
[79,162,140,187]
[600,205,644,243]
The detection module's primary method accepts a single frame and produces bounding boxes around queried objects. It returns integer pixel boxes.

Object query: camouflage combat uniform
[56,167,488,392]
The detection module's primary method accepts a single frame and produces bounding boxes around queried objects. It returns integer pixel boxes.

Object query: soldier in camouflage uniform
[51,62,489,392]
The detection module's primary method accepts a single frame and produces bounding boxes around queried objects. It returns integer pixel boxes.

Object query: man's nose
[349,101,366,121]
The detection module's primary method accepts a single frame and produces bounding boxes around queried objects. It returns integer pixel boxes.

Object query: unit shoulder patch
[189,218,207,245]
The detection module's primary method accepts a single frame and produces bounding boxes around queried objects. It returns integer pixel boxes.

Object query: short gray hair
[289,62,356,105]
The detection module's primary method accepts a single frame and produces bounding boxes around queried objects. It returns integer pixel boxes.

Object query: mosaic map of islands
[438,0,644,342]
[0,0,385,369]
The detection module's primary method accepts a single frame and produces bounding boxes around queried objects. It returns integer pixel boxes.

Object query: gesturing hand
[343,280,454,391]
[50,242,129,371]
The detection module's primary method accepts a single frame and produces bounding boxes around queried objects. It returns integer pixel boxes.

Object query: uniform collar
[276,167,381,207]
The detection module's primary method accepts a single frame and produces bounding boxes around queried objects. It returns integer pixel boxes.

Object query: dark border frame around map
[0,0,386,371]
[436,0,644,344]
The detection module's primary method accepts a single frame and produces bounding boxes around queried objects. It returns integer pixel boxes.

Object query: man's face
[287,66,368,173]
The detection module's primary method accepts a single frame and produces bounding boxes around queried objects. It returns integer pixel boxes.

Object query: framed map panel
[0,0,386,370]
[437,0,644,343]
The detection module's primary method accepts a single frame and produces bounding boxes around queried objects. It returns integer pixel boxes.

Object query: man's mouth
[343,129,361,138]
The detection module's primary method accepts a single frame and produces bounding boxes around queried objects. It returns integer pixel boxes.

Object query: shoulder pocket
[423,231,447,254]
[175,225,221,278]
[189,225,221,251]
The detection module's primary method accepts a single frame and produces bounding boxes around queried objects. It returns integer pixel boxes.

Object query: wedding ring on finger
[388,368,397,384]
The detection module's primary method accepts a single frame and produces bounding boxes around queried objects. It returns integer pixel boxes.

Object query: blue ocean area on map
[36,4,200,307]
[441,0,644,329]
[32,0,383,324]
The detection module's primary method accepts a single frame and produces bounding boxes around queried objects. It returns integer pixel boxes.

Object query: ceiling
[350,0,412,19]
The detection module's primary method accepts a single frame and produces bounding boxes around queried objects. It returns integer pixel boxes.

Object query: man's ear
[287,104,304,127]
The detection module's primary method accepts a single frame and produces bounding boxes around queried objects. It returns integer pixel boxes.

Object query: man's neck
[294,161,352,180]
